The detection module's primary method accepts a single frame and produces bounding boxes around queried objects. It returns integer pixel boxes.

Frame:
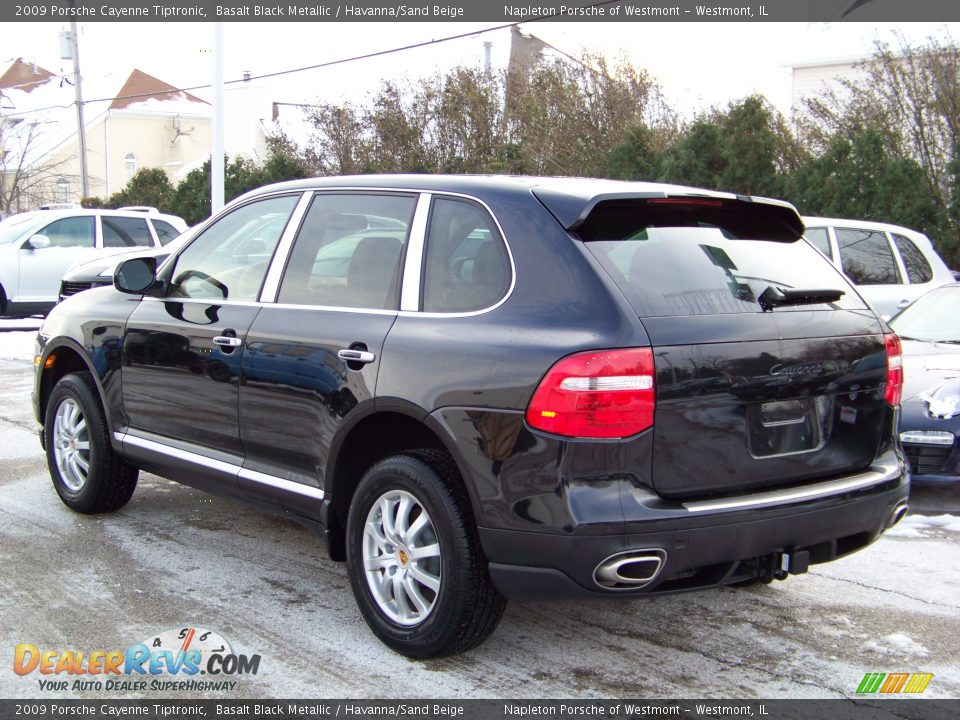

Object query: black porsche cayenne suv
[33,175,909,657]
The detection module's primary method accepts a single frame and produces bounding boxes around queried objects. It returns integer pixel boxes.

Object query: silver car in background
[0,207,186,317]
[803,216,954,319]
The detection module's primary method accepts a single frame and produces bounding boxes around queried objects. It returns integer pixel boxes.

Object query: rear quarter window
[804,227,832,258]
[151,219,182,245]
[892,233,933,284]
[422,198,510,313]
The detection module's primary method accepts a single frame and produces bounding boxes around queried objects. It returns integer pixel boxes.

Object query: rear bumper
[482,452,908,598]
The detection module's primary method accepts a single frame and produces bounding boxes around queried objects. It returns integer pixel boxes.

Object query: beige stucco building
[80,70,213,201]
[1,61,213,210]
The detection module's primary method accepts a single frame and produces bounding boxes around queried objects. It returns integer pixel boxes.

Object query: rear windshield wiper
[758,286,845,312]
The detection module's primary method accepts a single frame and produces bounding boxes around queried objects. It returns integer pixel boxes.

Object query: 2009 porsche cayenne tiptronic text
[33,175,909,657]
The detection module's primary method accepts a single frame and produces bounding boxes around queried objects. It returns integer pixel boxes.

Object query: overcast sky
[5,20,959,120]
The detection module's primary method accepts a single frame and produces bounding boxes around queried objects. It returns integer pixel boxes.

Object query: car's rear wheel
[45,372,138,513]
[346,452,506,658]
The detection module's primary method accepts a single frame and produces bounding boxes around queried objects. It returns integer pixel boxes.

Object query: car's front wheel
[346,452,506,658]
[45,372,138,513]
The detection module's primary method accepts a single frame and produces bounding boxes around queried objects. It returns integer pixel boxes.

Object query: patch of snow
[861,633,930,657]
[0,424,42,459]
[120,95,209,116]
[0,328,39,361]
[887,513,960,537]
[883,524,925,539]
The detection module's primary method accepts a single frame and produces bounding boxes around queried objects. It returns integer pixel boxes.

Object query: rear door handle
[338,349,375,364]
[212,336,243,348]
[897,299,911,308]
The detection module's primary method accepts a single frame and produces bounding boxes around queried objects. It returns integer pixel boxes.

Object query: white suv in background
[0,207,186,318]
[803,216,955,319]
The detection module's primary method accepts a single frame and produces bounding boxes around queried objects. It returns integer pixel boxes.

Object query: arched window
[124,153,137,182]
[55,177,70,204]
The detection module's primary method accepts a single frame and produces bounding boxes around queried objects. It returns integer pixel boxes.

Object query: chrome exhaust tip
[886,501,909,529]
[594,549,666,590]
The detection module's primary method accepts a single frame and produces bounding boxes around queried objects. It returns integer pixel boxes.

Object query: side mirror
[115,257,160,295]
[23,234,51,250]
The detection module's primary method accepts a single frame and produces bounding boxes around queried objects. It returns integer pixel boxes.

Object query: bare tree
[0,112,80,214]
[303,101,369,175]
[505,52,674,177]
[295,51,676,179]
[803,32,960,210]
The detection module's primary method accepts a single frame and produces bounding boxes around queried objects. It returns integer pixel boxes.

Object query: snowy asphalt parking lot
[1,320,959,700]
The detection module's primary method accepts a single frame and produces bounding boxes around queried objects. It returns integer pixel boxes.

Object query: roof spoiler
[533,188,805,243]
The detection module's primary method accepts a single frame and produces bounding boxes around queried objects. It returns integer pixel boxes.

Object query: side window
[151,219,182,246]
[102,216,152,248]
[168,195,297,301]
[277,193,416,310]
[836,228,901,285]
[804,227,831,259]
[893,233,933,284]
[422,198,510,313]
[39,217,95,248]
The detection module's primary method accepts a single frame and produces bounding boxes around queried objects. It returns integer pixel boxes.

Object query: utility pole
[65,6,89,199]
[211,22,225,215]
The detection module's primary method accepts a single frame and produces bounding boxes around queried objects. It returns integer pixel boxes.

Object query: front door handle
[338,348,375,364]
[212,336,242,348]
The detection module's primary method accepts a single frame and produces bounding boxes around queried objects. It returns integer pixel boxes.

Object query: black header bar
[0,700,957,720]
[6,0,960,23]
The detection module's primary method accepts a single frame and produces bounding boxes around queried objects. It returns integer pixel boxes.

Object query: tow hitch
[759,550,810,581]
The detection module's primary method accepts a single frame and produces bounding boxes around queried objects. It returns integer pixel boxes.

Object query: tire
[45,372,138,513]
[346,452,506,658]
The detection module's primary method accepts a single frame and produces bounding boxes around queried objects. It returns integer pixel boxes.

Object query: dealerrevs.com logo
[14,627,261,693]
[856,672,934,695]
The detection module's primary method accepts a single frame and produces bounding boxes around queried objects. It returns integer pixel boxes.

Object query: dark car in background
[890,284,960,483]
[59,228,196,303]
[34,175,908,658]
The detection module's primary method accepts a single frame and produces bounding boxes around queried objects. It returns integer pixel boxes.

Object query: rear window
[103,216,152,248]
[836,228,901,285]
[580,208,863,317]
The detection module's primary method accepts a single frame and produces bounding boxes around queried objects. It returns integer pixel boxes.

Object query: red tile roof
[109,69,207,110]
[0,58,56,94]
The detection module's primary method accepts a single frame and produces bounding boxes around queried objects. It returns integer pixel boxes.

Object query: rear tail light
[526,348,655,439]
[884,333,903,406]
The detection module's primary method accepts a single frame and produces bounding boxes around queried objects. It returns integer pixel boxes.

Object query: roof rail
[38,203,82,211]
[118,206,160,214]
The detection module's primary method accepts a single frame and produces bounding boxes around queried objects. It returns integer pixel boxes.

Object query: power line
[6,0,623,118]
[9,24,522,116]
